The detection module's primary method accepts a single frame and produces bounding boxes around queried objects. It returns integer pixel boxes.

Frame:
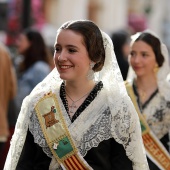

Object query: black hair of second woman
[58,20,105,72]
[19,28,51,72]
[135,32,164,67]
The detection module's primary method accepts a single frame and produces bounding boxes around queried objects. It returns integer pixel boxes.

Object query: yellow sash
[126,83,170,170]
[35,92,92,170]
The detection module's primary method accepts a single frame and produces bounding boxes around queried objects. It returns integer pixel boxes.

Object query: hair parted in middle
[57,20,105,72]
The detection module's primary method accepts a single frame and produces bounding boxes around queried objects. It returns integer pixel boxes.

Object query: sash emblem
[43,106,59,128]
[36,93,93,170]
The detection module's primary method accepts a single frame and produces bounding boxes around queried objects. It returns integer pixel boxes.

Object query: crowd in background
[0,28,54,169]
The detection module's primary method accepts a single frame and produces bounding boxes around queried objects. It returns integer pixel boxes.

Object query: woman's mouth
[59,65,73,70]
[133,66,142,70]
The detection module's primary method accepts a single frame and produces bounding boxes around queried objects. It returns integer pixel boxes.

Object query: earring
[153,64,159,73]
[87,62,95,80]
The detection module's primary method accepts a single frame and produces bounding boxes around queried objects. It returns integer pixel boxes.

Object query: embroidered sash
[35,92,93,170]
[126,83,170,170]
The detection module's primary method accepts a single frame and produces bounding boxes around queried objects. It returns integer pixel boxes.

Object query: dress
[16,81,133,170]
[4,31,148,170]
[126,30,170,170]
[126,81,170,170]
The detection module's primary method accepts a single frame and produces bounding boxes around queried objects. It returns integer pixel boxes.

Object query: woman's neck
[64,79,96,118]
[135,75,158,103]
[65,80,96,99]
[136,75,157,91]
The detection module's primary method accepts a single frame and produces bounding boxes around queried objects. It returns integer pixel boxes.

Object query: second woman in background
[15,28,53,114]
[126,31,170,170]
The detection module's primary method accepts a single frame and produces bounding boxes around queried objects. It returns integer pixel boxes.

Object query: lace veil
[4,28,148,170]
[127,30,170,101]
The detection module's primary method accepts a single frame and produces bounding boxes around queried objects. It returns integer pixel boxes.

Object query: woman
[4,20,148,170]
[14,28,53,114]
[126,31,170,170]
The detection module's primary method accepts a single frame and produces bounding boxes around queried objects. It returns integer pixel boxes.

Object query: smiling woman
[126,31,170,170]
[4,20,149,170]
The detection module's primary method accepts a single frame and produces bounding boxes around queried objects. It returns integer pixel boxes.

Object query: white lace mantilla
[4,83,148,170]
[142,92,170,139]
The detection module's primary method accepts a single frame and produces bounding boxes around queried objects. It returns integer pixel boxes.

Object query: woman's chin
[59,75,71,81]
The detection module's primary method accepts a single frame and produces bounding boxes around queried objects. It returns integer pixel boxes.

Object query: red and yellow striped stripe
[64,155,87,170]
[143,133,170,170]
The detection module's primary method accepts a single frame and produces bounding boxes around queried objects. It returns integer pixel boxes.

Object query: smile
[59,65,73,69]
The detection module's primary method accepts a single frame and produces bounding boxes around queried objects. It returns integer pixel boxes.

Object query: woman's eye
[142,53,148,57]
[55,47,61,52]
[130,51,135,57]
[69,48,77,53]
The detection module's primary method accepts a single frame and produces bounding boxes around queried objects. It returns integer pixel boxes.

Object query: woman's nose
[133,55,141,63]
[58,51,68,61]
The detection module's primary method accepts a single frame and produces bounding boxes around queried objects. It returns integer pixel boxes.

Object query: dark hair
[19,28,51,72]
[111,30,130,80]
[111,30,130,57]
[135,32,164,67]
[58,20,105,72]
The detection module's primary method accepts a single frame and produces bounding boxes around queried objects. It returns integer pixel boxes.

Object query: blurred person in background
[111,30,130,80]
[14,28,53,114]
[126,31,170,170]
[0,42,17,169]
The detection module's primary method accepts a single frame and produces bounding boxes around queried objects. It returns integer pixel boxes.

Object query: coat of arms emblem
[43,106,59,128]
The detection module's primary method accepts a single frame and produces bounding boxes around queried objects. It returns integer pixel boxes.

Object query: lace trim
[4,96,31,170]
[143,93,170,139]
[69,90,148,169]
[78,107,112,156]
[29,110,53,157]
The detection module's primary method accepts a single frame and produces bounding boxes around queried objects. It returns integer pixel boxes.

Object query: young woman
[14,28,53,114]
[4,20,148,170]
[126,31,170,170]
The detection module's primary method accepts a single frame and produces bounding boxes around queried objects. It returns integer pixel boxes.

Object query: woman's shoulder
[32,61,51,71]
[23,61,51,79]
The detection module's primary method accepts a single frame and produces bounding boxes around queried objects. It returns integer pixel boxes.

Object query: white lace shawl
[4,31,148,170]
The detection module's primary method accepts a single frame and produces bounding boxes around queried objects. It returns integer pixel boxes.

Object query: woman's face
[54,29,91,81]
[16,34,30,54]
[129,40,157,77]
